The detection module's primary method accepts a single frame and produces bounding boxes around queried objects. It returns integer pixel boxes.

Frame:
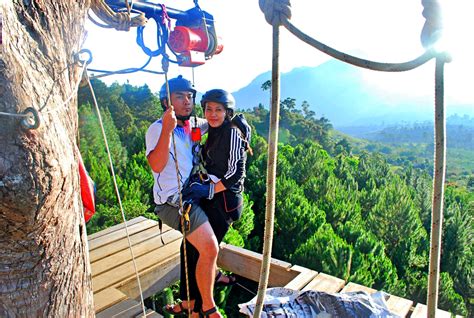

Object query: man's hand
[162,106,177,134]
[146,106,176,173]
[182,181,215,202]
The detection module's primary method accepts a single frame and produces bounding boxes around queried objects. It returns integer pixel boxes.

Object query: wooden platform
[88,217,460,317]
[217,245,460,317]
[88,216,182,317]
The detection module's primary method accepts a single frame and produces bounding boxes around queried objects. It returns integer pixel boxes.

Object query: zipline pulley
[102,0,223,67]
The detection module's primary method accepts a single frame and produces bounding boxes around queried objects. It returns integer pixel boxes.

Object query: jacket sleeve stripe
[224,129,242,179]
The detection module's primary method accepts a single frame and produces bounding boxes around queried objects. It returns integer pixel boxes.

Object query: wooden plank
[342,282,413,318]
[302,272,345,293]
[139,309,163,318]
[88,216,148,240]
[284,265,318,291]
[119,251,180,300]
[96,299,143,318]
[90,224,178,263]
[219,243,292,269]
[91,229,182,277]
[93,287,129,313]
[92,237,182,293]
[89,219,158,251]
[410,303,456,318]
[217,243,296,287]
[341,282,376,294]
[385,295,413,318]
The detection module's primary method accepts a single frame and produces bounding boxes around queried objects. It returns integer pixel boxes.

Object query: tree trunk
[0,1,93,316]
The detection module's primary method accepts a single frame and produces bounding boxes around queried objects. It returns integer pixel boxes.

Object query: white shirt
[145,118,207,205]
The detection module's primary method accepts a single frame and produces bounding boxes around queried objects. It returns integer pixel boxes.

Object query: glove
[182,181,215,203]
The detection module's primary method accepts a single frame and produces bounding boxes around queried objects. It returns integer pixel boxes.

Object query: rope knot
[90,0,147,31]
[259,0,292,26]
[420,0,443,48]
[115,12,132,31]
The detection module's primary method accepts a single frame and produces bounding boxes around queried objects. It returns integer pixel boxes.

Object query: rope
[257,1,449,316]
[283,19,436,72]
[258,0,291,26]
[427,54,448,318]
[89,0,147,31]
[0,51,89,129]
[86,56,165,80]
[84,71,147,318]
[0,111,29,118]
[162,64,192,316]
[261,0,437,72]
[253,23,281,318]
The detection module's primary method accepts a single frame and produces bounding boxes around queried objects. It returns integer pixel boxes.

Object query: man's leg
[186,221,220,316]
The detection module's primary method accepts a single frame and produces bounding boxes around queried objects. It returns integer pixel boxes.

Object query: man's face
[169,91,193,118]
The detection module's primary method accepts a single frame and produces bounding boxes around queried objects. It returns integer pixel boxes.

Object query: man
[145,75,221,317]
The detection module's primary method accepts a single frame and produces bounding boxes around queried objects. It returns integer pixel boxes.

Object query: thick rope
[89,0,147,31]
[262,0,437,72]
[283,19,436,72]
[427,54,448,318]
[258,0,291,26]
[253,23,281,318]
[85,71,147,318]
[258,1,449,316]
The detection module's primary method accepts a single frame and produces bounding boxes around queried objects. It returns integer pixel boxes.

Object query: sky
[83,0,474,106]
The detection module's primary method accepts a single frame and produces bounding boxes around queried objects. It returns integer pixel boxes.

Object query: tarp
[239,287,400,318]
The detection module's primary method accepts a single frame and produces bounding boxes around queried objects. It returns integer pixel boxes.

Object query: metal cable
[84,71,147,318]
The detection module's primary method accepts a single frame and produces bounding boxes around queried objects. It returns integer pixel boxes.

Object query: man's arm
[147,107,177,173]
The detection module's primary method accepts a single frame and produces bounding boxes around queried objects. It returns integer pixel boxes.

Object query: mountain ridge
[231,59,473,127]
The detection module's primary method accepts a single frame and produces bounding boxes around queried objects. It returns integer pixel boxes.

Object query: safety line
[41,62,88,114]
[84,71,147,318]
[0,61,87,121]
[163,70,193,317]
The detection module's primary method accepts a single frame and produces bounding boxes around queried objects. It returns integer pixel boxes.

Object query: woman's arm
[221,128,246,190]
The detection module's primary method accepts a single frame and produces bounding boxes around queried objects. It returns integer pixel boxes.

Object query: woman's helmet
[200,89,235,116]
[159,75,196,110]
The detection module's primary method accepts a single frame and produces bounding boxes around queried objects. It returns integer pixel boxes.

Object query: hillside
[77,79,473,317]
[232,59,474,127]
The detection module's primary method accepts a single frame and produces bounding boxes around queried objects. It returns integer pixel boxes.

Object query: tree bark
[0,1,93,316]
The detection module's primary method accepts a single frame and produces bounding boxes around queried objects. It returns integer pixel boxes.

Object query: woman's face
[204,101,227,128]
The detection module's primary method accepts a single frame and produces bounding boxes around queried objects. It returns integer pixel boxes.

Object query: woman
[172,89,250,317]
[198,89,250,242]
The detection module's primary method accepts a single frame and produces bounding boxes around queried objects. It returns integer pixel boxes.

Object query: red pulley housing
[169,26,208,53]
[169,25,223,67]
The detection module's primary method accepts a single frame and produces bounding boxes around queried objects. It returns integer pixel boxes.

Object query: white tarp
[239,287,401,318]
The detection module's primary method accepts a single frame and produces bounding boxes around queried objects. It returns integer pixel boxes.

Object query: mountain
[232,59,474,128]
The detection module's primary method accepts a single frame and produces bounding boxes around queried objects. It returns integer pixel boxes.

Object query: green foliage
[79,103,128,172]
[224,193,255,248]
[78,79,472,316]
[273,176,326,260]
[293,223,353,281]
[438,272,468,315]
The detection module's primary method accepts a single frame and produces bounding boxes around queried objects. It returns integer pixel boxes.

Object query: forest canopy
[78,79,473,316]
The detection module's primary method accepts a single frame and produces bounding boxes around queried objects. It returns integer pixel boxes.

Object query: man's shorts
[154,202,208,234]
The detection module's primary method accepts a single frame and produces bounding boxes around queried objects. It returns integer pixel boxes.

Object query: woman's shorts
[154,203,209,234]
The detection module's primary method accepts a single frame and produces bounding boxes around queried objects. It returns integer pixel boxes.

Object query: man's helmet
[200,89,235,116]
[159,75,196,109]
